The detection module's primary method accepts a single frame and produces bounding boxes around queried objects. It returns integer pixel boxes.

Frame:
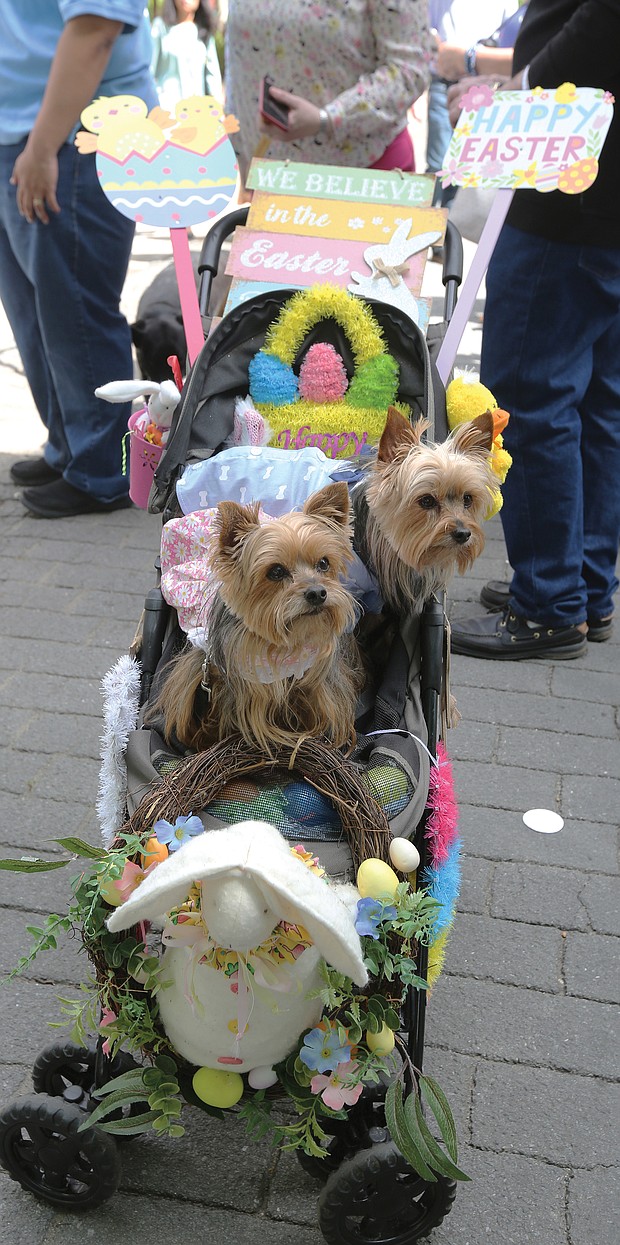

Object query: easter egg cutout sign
[75,93,240,228]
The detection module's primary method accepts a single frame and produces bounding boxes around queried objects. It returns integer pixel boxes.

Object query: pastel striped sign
[224,278,432,331]
[442,83,613,194]
[227,228,429,296]
[247,160,435,205]
[248,193,446,246]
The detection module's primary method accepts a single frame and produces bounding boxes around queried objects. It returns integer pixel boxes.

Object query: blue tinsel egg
[248,352,299,406]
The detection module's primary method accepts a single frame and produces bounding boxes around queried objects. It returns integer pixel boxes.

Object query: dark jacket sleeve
[525,0,620,87]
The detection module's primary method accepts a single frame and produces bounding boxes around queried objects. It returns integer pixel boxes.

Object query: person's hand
[10,140,60,224]
[436,43,467,83]
[259,86,322,142]
[447,71,523,127]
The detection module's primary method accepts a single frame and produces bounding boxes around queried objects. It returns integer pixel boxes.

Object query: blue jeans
[481,224,620,626]
[0,140,135,501]
[426,78,457,209]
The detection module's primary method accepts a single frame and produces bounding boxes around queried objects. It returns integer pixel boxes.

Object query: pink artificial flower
[603,92,615,104]
[459,83,496,113]
[310,1060,364,1111]
[441,159,460,188]
[115,859,156,904]
[99,1007,117,1057]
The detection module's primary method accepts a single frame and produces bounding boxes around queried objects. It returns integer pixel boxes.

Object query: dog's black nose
[304,586,327,606]
[452,526,471,545]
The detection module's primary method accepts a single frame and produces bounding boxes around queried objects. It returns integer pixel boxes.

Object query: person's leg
[480,226,609,629]
[2,141,136,501]
[577,246,620,624]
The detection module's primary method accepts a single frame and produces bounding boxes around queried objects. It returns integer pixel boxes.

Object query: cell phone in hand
[259,75,291,131]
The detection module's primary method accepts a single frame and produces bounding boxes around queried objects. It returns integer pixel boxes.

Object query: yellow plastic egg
[141,836,169,868]
[366,1024,396,1056]
[192,1066,244,1109]
[99,877,124,907]
[357,858,399,900]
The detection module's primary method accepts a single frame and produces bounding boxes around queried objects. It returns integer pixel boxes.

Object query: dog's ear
[303,482,350,527]
[216,500,262,556]
[450,410,495,455]
[131,318,147,346]
[377,408,427,461]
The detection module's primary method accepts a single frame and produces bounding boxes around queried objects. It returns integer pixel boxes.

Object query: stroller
[0,209,467,1244]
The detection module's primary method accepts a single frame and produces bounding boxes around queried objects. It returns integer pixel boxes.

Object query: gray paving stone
[0,749,52,797]
[0,1174,55,1245]
[420,1049,476,1139]
[567,1166,620,1245]
[119,1103,276,1212]
[490,862,590,931]
[0,1063,31,1101]
[452,686,617,738]
[3,583,80,614]
[28,754,100,805]
[0,607,98,645]
[561,773,620,825]
[0,638,119,682]
[1,978,70,1067]
[564,931,619,1004]
[423,1146,567,1245]
[427,977,617,1078]
[453,759,558,813]
[0,707,38,748]
[456,856,493,915]
[580,875,620,936]
[0,860,77,917]
[497,725,620,779]
[445,913,563,992]
[0,909,86,987]
[41,1198,325,1245]
[11,712,102,760]
[444,720,498,764]
[451,655,553,695]
[551,663,620,707]
[267,1148,325,1227]
[457,803,618,875]
[0,673,100,714]
[0,793,92,854]
[472,1061,619,1166]
[65,590,145,622]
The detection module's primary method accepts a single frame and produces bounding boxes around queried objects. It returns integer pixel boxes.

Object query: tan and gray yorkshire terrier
[354,406,497,615]
[155,482,363,756]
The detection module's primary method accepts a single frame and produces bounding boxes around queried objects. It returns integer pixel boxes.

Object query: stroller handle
[442,220,463,324]
[197,206,250,317]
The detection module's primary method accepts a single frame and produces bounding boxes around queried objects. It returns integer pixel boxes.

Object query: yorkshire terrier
[154,482,363,756]
[354,407,497,615]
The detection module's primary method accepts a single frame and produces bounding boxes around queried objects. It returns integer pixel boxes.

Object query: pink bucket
[127,409,164,509]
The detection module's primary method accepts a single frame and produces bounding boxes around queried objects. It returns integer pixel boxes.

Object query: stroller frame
[0,208,466,1243]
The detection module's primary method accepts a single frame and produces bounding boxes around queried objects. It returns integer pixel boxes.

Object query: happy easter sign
[442,84,614,193]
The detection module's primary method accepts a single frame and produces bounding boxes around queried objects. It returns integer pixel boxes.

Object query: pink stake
[435,188,514,385]
[170,227,204,366]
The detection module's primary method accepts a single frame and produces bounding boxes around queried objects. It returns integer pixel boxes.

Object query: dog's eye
[266,563,290,581]
[418,494,438,510]
[463,493,473,509]
[316,557,330,572]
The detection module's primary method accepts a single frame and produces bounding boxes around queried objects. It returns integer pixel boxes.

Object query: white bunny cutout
[107,821,367,1075]
[95,379,181,440]
[348,220,442,325]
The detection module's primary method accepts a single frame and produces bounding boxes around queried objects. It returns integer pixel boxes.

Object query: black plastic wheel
[318,1140,456,1244]
[0,1095,120,1210]
[32,1040,138,1099]
[297,1132,351,1182]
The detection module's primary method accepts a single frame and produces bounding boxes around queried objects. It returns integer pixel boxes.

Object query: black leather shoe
[480,580,510,611]
[479,581,612,642]
[10,458,62,486]
[22,479,133,518]
[450,607,587,660]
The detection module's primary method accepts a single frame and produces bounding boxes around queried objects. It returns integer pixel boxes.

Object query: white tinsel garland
[97,654,141,847]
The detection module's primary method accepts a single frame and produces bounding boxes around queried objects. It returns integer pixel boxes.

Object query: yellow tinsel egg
[357,858,399,900]
[192,1066,244,1109]
[446,376,497,430]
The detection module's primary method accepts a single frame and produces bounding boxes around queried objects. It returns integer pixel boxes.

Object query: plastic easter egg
[356,858,399,900]
[141,836,169,868]
[389,838,421,873]
[248,1065,279,1091]
[192,1066,244,1109]
[366,1024,396,1057]
[99,878,124,907]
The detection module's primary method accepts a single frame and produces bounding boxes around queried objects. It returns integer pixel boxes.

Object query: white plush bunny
[95,379,181,441]
[107,821,366,1075]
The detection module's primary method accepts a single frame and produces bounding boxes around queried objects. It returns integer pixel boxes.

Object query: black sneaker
[22,479,133,518]
[479,581,612,642]
[10,458,62,487]
[450,607,587,660]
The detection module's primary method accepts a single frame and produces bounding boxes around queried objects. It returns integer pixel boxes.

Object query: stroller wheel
[296,1132,350,1182]
[0,1094,120,1210]
[32,1039,138,1100]
[318,1140,456,1244]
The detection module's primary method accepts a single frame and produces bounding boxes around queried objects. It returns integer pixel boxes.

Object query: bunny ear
[95,380,160,403]
[259,873,368,986]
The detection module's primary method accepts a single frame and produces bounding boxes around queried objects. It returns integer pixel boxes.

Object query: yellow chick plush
[446,374,512,518]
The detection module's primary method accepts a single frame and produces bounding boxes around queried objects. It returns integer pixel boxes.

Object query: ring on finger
[33,197,44,205]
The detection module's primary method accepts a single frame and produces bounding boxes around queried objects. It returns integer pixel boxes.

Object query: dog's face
[367,407,496,576]
[213,483,357,649]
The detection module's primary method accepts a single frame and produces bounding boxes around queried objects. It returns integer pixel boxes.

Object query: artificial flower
[299,1022,352,1073]
[114,859,157,904]
[153,813,204,854]
[99,1006,117,1057]
[459,83,495,113]
[310,1060,364,1111]
[355,896,397,940]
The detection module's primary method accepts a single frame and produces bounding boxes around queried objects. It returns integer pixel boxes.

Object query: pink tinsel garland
[424,741,459,867]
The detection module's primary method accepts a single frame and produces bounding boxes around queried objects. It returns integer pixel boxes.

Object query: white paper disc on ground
[523,808,564,834]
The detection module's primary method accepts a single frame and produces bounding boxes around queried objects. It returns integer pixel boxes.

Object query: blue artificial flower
[299,1024,352,1073]
[355,897,398,940]
[153,813,204,854]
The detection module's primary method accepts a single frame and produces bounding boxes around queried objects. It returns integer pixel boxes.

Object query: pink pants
[370,127,415,172]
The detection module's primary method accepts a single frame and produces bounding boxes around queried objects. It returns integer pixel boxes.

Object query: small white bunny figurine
[95,379,181,441]
[107,821,367,1074]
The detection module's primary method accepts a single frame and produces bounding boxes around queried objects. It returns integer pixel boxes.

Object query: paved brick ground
[0,227,618,1245]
